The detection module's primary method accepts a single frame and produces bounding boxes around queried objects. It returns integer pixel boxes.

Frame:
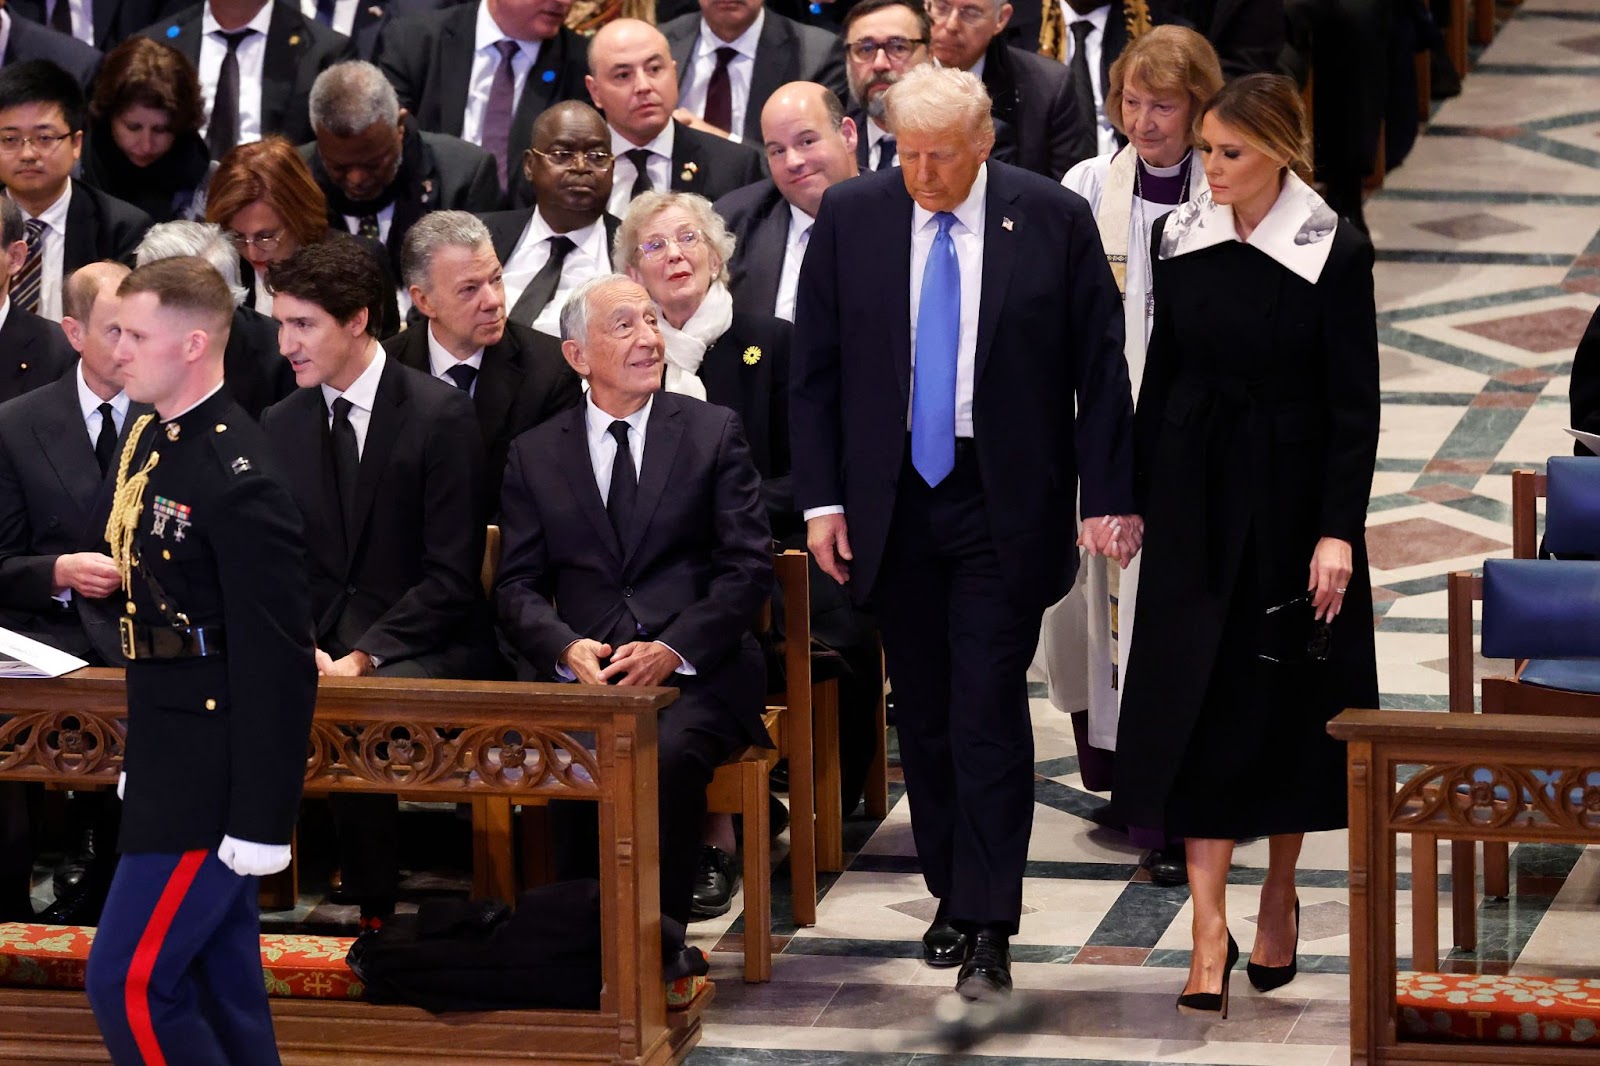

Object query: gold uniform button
[214,423,227,433]
[162,549,171,560]
[125,602,136,615]
[18,363,27,371]
[205,699,217,711]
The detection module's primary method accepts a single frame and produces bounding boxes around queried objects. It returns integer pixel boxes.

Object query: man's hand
[318,650,375,677]
[1307,536,1353,623]
[1078,515,1145,568]
[671,107,731,139]
[807,512,852,585]
[217,835,293,877]
[52,552,121,598]
[600,641,682,687]
[561,638,613,685]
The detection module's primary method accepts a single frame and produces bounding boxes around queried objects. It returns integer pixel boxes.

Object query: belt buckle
[119,616,136,660]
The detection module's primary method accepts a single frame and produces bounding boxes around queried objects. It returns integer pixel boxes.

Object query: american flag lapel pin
[1002,217,1014,231]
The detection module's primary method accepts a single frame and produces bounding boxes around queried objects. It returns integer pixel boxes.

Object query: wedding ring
[1335,587,1347,594]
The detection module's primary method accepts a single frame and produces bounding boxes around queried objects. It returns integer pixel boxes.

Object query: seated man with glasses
[480,101,622,337]
[0,60,153,323]
[840,0,933,172]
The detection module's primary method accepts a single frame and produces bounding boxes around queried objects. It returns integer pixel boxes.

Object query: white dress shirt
[0,295,9,337]
[909,163,984,438]
[677,9,764,143]
[462,0,543,145]
[76,361,130,450]
[199,1,273,145]
[1059,2,1115,156]
[774,203,813,323]
[607,123,674,218]
[341,203,395,244]
[299,0,359,37]
[0,10,11,58]
[47,0,95,46]
[503,210,610,336]
[866,118,895,170]
[319,344,386,456]
[426,323,485,395]
[12,182,72,322]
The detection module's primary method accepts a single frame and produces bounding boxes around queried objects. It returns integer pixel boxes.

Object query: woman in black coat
[1112,75,1380,1017]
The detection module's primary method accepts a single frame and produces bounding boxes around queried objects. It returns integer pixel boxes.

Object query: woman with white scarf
[1037,26,1223,882]
[615,190,795,921]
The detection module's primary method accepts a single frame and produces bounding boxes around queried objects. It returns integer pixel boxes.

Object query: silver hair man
[560,273,656,344]
[309,61,401,136]
[134,221,249,307]
[399,210,495,293]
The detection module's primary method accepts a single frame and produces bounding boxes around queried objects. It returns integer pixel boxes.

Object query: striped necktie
[12,219,46,314]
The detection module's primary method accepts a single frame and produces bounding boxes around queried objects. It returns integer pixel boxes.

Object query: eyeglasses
[845,36,927,61]
[530,147,615,169]
[0,131,74,154]
[926,0,993,24]
[637,228,701,262]
[226,230,283,252]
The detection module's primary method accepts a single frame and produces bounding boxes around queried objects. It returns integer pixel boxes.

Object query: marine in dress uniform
[84,258,317,1066]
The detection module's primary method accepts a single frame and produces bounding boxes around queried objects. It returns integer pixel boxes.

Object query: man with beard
[840,0,931,171]
[480,101,619,337]
[303,61,502,304]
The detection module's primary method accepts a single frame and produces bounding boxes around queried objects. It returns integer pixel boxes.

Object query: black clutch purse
[1258,594,1333,664]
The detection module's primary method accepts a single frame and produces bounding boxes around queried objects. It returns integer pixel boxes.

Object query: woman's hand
[1307,537,1353,623]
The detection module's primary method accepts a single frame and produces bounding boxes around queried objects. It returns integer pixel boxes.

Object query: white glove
[217,835,292,877]
[116,772,126,800]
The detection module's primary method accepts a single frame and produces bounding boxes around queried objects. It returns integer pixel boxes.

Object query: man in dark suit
[311,0,448,61]
[792,66,1139,999]
[660,0,848,145]
[840,0,931,172]
[0,4,103,87]
[480,101,619,337]
[495,272,772,932]
[11,0,173,50]
[715,82,857,322]
[303,60,501,285]
[0,61,153,323]
[585,19,764,219]
[1004,0,1128,157]
[0,198,73,399]
[262,238,499,923]
[374,0,590,205]
[137,0,354,157]
[389,210,581,511]
[928,0,1093,179]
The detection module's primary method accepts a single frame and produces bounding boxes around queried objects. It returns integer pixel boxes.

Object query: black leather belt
[119,618,227,660]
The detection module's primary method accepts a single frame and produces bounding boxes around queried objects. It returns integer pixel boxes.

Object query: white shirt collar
[426,322,485,376]
[0,10,12,62]
[14,180,73,231]
[610,119,674,156]
[203,0,273,37]
[0,295,9,335]
[968,53,986,80]
[868,118,891,146]
[320,343,386,413]
[696,7,764,56]
[911,163,988,242]
[787,202,814,242]
[76,361,130,423]
[475,0,541,52]
[1070,4,1110,33]
[529,206,608,253]
[585,391,653,445]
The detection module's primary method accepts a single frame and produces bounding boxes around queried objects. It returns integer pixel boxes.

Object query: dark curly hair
[266,237,388,338]
[90,38,205,136]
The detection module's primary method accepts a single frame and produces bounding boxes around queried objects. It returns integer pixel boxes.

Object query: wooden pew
[0,669,709,1066]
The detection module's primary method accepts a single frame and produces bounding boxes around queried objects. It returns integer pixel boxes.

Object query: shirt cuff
[656,641,695,676]
[555,639,581,681]
[802,505,845,522]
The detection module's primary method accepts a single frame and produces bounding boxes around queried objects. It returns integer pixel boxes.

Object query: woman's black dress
[81,122,212,224]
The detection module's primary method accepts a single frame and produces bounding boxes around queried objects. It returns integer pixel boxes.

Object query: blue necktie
[912,212,959,487]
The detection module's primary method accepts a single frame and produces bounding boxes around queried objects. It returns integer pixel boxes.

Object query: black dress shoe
[690,845,739,920]
[51,827,95,898]
[922,913,968,968]
[39,872,111,926]
[1142,843,1189,887]
[955,925,1012,1000]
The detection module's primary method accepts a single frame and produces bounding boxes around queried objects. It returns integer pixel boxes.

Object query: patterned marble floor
[683,5,1600,1062]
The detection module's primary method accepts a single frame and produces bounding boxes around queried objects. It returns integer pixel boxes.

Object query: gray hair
[883,64,995,143]
[560,273,647,344]
[134,221,247,307]
[0,197,20,248]
[612,191,734,285]
[309,60,401,137]
[401,210,493,293]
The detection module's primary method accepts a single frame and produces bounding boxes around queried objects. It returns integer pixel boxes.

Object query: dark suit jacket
[666,120,765,204]
[261,357,496,674]
[347,0,451,60]
[11,0,177,50]
[385,320,582,512]
[714,179,789,319]
[661,10,848,145]
[481,207,621,272]
[983,40,1095,181]
[791,163,1135,610]
[699,312,793,531]
[2,11,102,87]
[1172,0,1285,77]
[495,391,773,745]
[225,306,297,420]
[141,1,354,149]
[63,179,154,274]
[0,304,74,404]
[1004,0,1130,92]
[0,371,148,664]
[375,5,589,206]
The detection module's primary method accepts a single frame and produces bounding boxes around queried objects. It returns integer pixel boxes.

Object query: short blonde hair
[882,64,994,144]
[1196,72,1312,183]
[613,191,735,285]
[1105,26,1224,140]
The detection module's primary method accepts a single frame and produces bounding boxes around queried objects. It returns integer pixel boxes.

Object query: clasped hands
[1078,515,1145,569]
[315,648,375,677]
[561,639,682,687]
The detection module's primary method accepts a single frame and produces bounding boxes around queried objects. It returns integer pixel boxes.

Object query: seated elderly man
[495,274,773,937]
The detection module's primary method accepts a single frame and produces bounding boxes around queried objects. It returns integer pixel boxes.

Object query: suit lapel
[668,24,694,86]
[261,3,303,136]
[743,16,790,142]
[436,5,474,136]
[63,182,97,275]
[346,360,404,568]
[669,123,705,195]
[513,30,569,154]
[975,168,1023,387]
[624,396,682,567]
[886,182,914,407]
[164,8,203,63]
[473,333,523,452]
[746,199,788,315]
[33,378,100,518]
[556,409,621,561]
[489,209,535,264]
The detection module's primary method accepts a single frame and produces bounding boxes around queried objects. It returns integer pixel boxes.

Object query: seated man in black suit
[841,0,931,171]
[481,101,619,336]
[0,197,74,400]
[375,0,590,205]
[495,273,772,935]
[262,237,499,924]
[928,0,1093,179]
[0,61,153,323]
[716,82,858,322]
[1004,0,1127,157]
[661,0,848,145]
[0,4,103,88]
[388,210,581,512]
[304,61,502,291]
[585,19,764,220]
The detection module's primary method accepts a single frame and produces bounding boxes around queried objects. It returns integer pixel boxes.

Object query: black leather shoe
[40,870,111,926]
[1142,843,1189,887]
[51,827,95,898]
[956,925,1012,1000]
[690,845,739,920]
[922,912,968,968]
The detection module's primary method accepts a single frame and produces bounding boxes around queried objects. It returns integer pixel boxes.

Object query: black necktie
[876,135,897,171]
[1069,21,1097,144]
[50,0,72,34]
[329,397,360,543]
[509,235,576,326]
[606,419,636,540]
[93,403,116,476]
[358,214,381,242]
[444,363,478,393]
[207,29,254,159]
[314,0,336,25]
[626,148,654,201]
[702,46,737,132]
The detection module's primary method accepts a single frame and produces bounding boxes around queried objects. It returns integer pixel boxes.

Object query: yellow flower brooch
[742,346,762,366]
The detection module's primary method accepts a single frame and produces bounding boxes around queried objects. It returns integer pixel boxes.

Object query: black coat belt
[120,619,227,660]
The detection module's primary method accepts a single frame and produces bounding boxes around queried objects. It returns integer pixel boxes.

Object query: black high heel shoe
[1247,898,1300,992]
[1177,932,1239,1018]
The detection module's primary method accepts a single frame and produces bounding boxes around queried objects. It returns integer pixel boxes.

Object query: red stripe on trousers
[124,850,208,1066]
